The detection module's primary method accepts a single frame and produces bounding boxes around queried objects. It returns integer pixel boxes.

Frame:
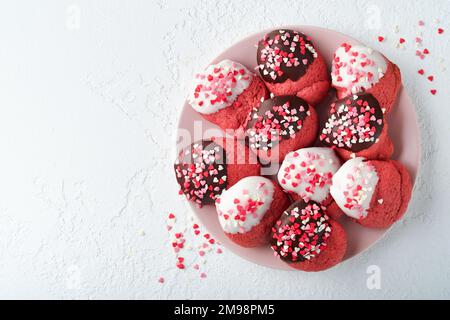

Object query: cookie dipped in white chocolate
[278,147,341,203]
[330,157,379,219]
[188,59,253,115]
[331,43,387,96]
[215,176,274,234]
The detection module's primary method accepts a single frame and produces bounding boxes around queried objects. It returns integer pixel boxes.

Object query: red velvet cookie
[245,95,318,163]
[174,138,261,206]
[331,43,401,114]
[319,92,393,160]
[257,29,330,105]
[277,147,343,220]
[330,158,412,228]
[216,176,291,247]
[188,59,268,132]
[271,200,347,271]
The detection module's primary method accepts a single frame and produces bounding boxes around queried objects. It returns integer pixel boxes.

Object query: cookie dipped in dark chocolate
[174,140,228,206]
[271,200,332,263]
[245,95,310,151]
[257,29,318,84]
[319,92,384,152]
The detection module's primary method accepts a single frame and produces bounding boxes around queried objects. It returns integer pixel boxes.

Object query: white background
[0,0,449,299]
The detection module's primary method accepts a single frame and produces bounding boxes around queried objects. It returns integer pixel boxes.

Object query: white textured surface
[0,0,449,299]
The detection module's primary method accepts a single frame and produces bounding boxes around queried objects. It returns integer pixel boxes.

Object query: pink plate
[176,26,420,270]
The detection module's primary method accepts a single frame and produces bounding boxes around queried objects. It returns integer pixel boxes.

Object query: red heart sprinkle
[430,89,437,95]
[438,28,444,34]
[168,213,175,219]
[418,69,425,75]
[377,36,384,42]
[428,76,434,82]
[399,38,406,44]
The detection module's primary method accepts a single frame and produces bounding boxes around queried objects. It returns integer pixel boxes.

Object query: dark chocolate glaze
[174,140,227,205]
[257,29,317,84]
[246,95,310,151]
[320,92,384,152]
[271,200,332,263]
